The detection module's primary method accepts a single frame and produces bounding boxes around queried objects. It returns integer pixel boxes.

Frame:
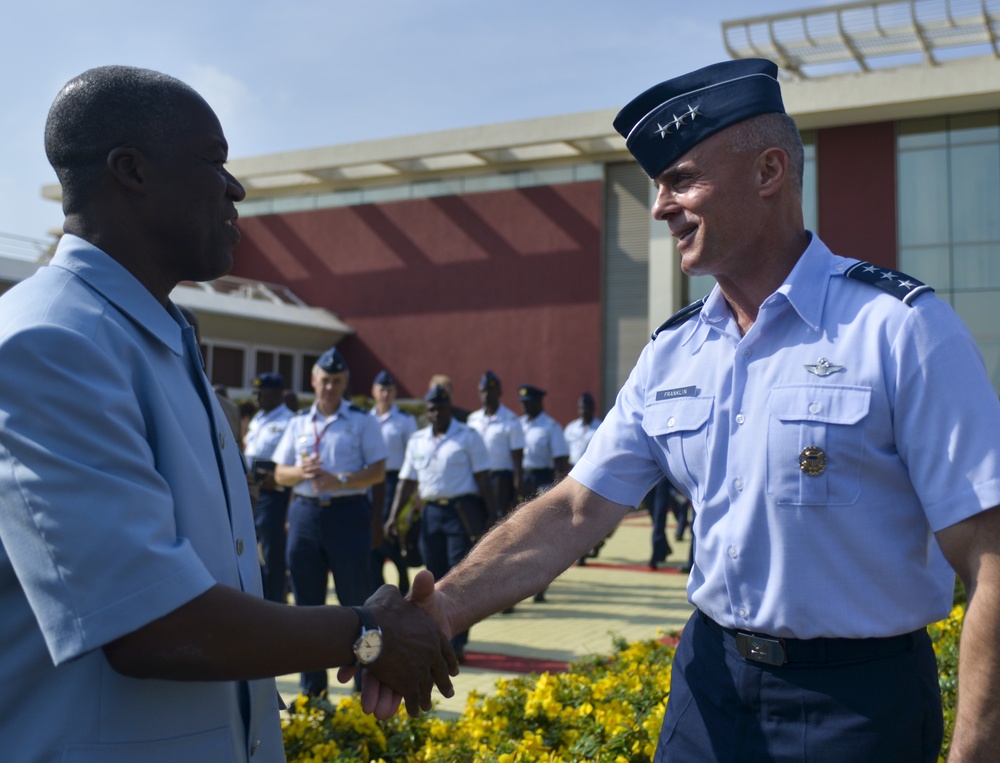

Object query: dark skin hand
[103,579,458,717]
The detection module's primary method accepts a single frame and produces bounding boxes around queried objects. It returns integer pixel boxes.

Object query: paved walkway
[277,510,695,717]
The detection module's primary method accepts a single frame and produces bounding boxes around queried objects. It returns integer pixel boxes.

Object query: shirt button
[739,607,748,618]
[734,478,744,491]
[743,349,752,358]
[236,538,245,556]
[809,402,821,414]
[728,545,738,558]
[735,413,746,425]
[667,417,676,427]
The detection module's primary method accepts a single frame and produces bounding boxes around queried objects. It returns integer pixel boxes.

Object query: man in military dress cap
[366,58,1000,761]
[274,347,388,696]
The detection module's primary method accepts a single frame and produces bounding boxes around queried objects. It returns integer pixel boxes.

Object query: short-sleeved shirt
[520,411,569,470]
[372,405,417,472]
[564,417,602,466]
[0,235,283,762]
[273,399,386,498]
[573,233,1000,640]
[399,420,491,500]
[244,404,294,461]
[467,404,525,471]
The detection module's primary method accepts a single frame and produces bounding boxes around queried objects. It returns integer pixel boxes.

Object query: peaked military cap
[373,370,396,386]
[518,385,546,401]
[253,372,285,389]
[614,58,785,179]
[316,347,348,374]
[424,384,451,403]
[479,370,500,390]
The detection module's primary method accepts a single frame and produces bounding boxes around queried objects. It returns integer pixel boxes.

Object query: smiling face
[142,94,246,285]
[651,127,764,282]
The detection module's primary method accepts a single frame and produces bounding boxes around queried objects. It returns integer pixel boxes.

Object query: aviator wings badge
[804,358,844,377]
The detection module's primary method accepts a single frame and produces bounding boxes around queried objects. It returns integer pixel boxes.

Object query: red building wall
[231,181,603,423]
[816,122,897,269]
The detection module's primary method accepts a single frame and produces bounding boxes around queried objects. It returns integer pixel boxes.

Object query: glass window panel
[949,112,1000,146]
[899,246,952,290]
[971,336,1000,393]
[897,117,948,150]
[952,244,1000,289]
[255,351,274,376]
[687,275,716,302]
[802,134,818,232]
[949,143,1000,243]
[301,354,320,392]
[278,353,295,387]
[211,346,245,388]
[952,290,1000,336]
[897,149,950,246]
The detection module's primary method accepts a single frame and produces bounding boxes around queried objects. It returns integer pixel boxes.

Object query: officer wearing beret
[273,347,388,696]
[368,59,1000,760]
[384,384,499,662]
[243,372,295,602]
[369,370,417,595]
[467,370,525,524]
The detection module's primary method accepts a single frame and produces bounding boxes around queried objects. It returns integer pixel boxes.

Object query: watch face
[356,630,383,664]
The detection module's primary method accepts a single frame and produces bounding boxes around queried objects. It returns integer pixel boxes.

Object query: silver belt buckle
[736,632,787,666]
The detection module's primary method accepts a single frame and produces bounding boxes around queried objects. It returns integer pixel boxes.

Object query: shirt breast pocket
[642,396,714,503]
[766,385,870,506]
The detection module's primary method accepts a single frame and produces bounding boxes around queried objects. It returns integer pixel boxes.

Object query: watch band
[351,605,378,633]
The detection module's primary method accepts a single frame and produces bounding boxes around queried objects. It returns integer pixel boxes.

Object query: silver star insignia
[670,113,686,130]
[897,280,914,289]
[862,265,879,274]
[686,104,701,120]
[804,357,845,377]
[656,122,671,139]
[879,272,897,281]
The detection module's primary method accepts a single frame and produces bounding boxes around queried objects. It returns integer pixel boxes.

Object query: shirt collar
[310,398,347,422]
[49,234,186,356]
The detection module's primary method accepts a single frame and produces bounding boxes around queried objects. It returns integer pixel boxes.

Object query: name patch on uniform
[655,386,698,401]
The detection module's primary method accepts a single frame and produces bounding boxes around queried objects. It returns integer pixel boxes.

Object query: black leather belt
[426,494,475,507]
[295,494,360,507]
[701,611,919,667]
[490,469,513,476]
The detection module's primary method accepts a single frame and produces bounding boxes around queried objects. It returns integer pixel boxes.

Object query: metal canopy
[724,0,1000,78]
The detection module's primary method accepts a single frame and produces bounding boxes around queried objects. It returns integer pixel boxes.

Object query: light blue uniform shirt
[467,404,524,471]
[0,235,283,762]
[564,417,602,466]
[244,404,294,461]
[273,400,386,498]
[573,234,1000,639]
[520,411,569,469]
[372,405,417,472]
[400,420,491,500]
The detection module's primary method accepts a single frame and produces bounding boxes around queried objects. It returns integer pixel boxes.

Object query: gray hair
[728,112,804,197]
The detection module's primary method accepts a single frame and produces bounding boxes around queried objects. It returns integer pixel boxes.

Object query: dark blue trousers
[370,470,410,595]
[255,488,290,603]
[655,610,943,762]
[287,494,374,695]
[420,501,474,650]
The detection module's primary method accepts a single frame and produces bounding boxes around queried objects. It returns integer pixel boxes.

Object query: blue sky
[0,0,829,240]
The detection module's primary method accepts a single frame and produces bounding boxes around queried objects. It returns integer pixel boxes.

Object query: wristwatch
[351,606,383,665]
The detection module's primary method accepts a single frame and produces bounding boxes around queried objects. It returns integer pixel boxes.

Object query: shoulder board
[652,297,707,339]
[843,262,933,306]
[348,403,366,413]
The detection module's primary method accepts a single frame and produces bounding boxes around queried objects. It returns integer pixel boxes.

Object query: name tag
[655,386,698,401]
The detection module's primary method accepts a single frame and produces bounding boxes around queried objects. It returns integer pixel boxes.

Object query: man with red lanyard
[274,347,386,696]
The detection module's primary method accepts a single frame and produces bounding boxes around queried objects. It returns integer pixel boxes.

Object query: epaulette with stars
[651,296,707,339]
[843,262,933,306]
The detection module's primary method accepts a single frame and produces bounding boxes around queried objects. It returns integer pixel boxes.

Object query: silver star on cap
[804,357,845,377]
[656,122,671,139]
[686,104,702,120]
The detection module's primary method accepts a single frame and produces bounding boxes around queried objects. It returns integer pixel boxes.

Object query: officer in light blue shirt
[0,67,455,760]
[467,370,525,521]
[386,59,1000,761]
[273,347,387,696]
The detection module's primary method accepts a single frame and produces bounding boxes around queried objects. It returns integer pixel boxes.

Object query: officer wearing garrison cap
[243,372,295,602]
[366,59,1000,760]
[467,370,525,525]
[273,347,387,696]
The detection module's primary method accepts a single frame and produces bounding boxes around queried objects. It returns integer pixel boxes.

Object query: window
[898,112,1000,390]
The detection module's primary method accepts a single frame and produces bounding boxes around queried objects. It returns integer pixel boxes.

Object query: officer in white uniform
[467,370,524,523]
